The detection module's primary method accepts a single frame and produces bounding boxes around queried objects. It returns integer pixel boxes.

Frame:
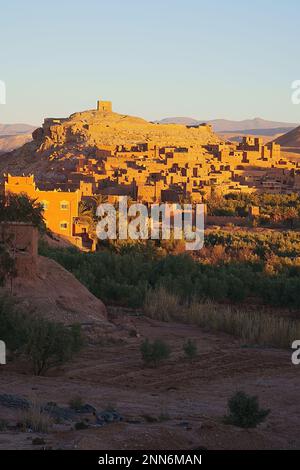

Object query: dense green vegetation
[39,229,300,310]
[0,193,45,231]
[208,192,300,227]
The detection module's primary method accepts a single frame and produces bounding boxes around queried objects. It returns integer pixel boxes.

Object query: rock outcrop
[34,109,220,149]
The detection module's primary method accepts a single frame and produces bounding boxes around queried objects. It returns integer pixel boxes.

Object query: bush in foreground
[69,396,84,411]
[183,339,197,360]
[25,318,83,376]
[140,338,171,367]
[0,295,83,375]
[19,402,53,433]
[224,391,270,428]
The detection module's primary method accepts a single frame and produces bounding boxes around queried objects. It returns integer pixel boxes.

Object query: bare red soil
[0,314,299,450]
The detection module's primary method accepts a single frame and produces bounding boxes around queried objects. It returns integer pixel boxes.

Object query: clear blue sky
[1,0,300,125]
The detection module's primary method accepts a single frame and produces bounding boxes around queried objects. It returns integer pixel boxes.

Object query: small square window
[60,201,69,210]
[60,222,68,230]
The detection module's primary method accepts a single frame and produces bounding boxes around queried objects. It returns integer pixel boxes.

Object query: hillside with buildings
[0,100,219,178]
[1,103,300,451]
[1,99,300,250]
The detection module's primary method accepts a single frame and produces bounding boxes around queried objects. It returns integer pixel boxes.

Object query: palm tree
[78,194,109,243]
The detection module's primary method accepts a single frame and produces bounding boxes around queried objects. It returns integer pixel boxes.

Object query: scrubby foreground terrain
[0,313,298,450]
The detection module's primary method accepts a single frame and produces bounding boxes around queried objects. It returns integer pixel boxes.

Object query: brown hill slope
[0,108,220,180]
[5,255,108,325]
[0,123,36,136]
[0,133,32,154]
[274,125,300,147]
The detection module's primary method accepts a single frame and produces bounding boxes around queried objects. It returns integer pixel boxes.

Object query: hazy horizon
[2,115,300,129]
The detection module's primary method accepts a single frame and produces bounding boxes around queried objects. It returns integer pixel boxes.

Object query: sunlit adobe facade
[4,174,80,238]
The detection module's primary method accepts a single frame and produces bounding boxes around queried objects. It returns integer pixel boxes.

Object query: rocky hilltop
[0,105,220,180]
[35,109,220,149]
[274,125,300,147]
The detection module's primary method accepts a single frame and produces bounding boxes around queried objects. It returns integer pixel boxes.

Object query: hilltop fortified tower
[97,99,112,112]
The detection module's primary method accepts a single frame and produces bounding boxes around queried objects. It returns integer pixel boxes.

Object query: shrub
[0,193,45,231]
[26,318,83,376]
[140,338,171,367]
[19,402,53,433]
[224,391,270,428]
[142,414,158,423]
[69,396,83,411]
[0,295,83,375]
[32,437,46,446]
[75,421,89,430]
[0,296,29,355]
[0,419,8,431]
[183,339,197,359]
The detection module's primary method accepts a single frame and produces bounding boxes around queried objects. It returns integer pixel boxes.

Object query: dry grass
[144,287,181,322]
[18,401,53,433]
[144,288,300,348]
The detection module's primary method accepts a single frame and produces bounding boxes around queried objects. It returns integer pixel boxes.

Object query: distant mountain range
[156,117,299,135]
[0,133,33,154]
[0,123,36,154]
[0,123,36,136]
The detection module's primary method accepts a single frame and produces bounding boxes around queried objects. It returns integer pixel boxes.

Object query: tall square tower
[97,100,112,112]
